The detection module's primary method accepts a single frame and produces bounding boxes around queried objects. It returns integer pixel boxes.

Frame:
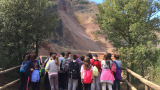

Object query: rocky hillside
[39,0,114,56]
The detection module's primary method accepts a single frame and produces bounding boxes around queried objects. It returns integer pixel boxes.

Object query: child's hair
[80,56,85,61]
[106,53,112,60]
[60,52,65,57]
[22,53,30,61]
[106,53,112,66]
[73,55,78,60]
[103,54,107,60]
[65,51,71,59]
[30,54,38,62]
[23,54,31,62]
[83,56,91,70]
[114,54,120,60]
[50,51,54,57]
[86,53,92,59]
[52,54,59,66]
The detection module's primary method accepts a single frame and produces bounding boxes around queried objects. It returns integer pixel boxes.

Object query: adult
[90,54,102,90]
[101,53,115,90]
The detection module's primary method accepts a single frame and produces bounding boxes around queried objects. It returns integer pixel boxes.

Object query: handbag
[38,60,44,77]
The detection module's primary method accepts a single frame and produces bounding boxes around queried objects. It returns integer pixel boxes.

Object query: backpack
[83,65,92,84]
[111,61,116,73]
[92,60,98,76]
[45,58,52,72]
[60,60,63,70]
[69,61,79,79]
[38,60,44,77]
[20,61,30,73]
[63,58,72,72]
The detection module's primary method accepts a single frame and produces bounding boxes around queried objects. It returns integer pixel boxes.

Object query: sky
[88,0,160,19]
[89,0,104,4]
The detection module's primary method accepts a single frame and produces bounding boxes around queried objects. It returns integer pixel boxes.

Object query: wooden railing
[121,67,160,90]
[0,66,160,90]
[0,66,20,90]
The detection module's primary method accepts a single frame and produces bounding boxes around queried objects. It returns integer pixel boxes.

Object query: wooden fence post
[145,76,150,90]
[0,68,3,87]
[127,67,130,90]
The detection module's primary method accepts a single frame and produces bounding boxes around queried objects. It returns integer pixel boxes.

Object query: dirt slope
[58,0,103,51]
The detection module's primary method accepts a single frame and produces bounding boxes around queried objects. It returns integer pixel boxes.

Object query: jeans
[44,72,50,90]
[32,82,40,90]
[102,82,112,90]
[83,83,91,90]
[91,72,101,90]
[114,73,120,90]
[19,73,28,90]
[49,74,59,90]
[68,78,78,90]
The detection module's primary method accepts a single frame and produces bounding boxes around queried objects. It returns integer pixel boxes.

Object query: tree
[96,0,160,82]
[0,0,59,68]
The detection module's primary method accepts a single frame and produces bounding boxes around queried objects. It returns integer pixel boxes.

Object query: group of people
[19,51,122,90]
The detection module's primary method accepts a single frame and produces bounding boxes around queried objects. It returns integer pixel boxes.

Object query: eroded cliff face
[39,0,114,56]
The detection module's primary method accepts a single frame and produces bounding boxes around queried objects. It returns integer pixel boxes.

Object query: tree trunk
[35,38,39,55]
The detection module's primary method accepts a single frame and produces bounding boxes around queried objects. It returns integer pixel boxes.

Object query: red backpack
[83,65,92,84]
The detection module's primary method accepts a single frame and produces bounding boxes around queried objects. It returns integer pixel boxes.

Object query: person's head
[23,53,31,62]
[103,54,107,60]
[73,55,78,60]
[77,54,79,58]
[114,54,120,60]
[51,54,59,65]
[86,53,92,59]
[50,51,54,57]
[60,52,65,57]
[30,54,38,62]
[65,51,71,58]
[93,54,98,60]
[106,53,112,60]
[22,53,30,61]
[83,56,91,70]
[80,56,85,61]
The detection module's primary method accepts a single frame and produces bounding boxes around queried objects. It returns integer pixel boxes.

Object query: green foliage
[95,0,160,83]
[0,0,59,69]
[96,0,160,48]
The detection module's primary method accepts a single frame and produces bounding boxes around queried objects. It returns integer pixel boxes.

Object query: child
[46,54,60,90]
[101,53,115,90]
[68,55,80,90]
[81,56,94,90]
[77,56,85,90]
[31,54,43,90]
[90,54,101,90]
[76,54,81,63]
[114,54,122,90]
[19,53,33,90]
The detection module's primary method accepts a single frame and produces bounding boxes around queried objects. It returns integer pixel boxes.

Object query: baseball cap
[93,54,98,57]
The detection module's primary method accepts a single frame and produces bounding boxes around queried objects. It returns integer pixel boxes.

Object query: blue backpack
[20,61,30,73]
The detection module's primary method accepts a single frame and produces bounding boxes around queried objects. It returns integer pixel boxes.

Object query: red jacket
[90,59,102,72]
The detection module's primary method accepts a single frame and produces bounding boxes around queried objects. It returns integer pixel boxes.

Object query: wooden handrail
[0,65,20,75]
[125,68,160,90]
[0,79,20,90]
[125,80,137,90]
